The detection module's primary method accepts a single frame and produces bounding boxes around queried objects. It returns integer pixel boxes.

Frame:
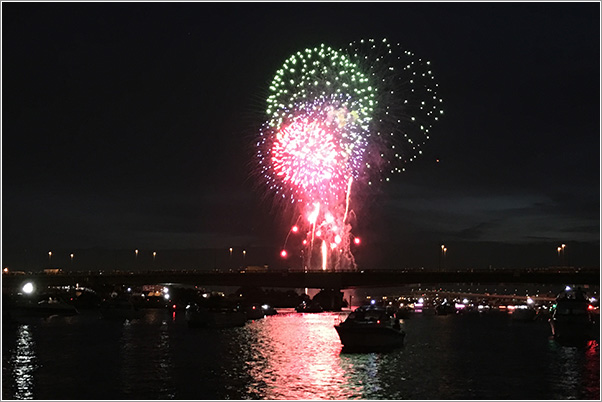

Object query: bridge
[2,268,598,291]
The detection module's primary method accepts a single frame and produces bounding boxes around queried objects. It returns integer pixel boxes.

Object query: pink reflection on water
[244,311,363,399]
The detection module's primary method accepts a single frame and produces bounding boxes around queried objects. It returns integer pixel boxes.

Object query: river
[2,308,599,399]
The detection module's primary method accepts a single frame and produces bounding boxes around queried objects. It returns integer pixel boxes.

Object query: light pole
[242,249,246,267]
[229,247,233,270]
[443,247,447,269]
[561,244,566,266]
[48,251,52,265]
[70,253,74,266]
[439,245,445,271]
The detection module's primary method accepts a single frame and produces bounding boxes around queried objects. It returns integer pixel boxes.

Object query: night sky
[2,2,600,271]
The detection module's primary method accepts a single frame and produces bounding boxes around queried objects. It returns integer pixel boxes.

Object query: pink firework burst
[271,118,351,205]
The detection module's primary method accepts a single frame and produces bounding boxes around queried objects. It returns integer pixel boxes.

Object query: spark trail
[256,39,443,271]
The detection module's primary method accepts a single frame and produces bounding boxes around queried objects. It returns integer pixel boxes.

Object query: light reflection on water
[2,309,599,399]
[120,313,176,399]
[241,312,357,399]
[10,324,38,400]
[547,339,600,399]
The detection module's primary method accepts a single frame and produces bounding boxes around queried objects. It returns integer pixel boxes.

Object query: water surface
[2,309,599,399]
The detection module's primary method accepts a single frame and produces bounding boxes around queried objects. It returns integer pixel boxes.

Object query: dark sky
[2,2,600,271]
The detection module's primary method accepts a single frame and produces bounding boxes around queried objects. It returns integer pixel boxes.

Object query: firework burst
[348,38,444,184]
[256,39,443,271]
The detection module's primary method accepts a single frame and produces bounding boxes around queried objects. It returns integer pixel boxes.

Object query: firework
[347,38,443,184]
[257,39,442,271]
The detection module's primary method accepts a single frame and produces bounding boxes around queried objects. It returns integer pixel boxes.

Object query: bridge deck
[2,269,598,291]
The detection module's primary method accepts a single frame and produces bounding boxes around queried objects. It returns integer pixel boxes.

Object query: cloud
[380,183,598,244]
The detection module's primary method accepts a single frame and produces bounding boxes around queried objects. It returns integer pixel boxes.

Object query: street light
[135,249,139,259]
[443,247,447,270]
[153,251,157,261]
[48,251,52,263]
[70,253,74,263]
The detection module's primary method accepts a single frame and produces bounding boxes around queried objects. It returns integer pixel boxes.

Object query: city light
[22,282,34,294]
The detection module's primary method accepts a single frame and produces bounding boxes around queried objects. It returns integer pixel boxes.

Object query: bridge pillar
[312,288,344,311]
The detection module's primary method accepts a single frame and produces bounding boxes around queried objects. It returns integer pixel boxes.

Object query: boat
[245,303,278,319]
[245,303,266,319]
[99,298,143,320]
[295,300,324,313]
[9,294,79,318]
[185,303,246,328]
[395,305,412,319]
[334,304,406,352]
[435,303,454,316]
[549,287,596,342]
[262,304,278,316]
[511,305,537,321]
